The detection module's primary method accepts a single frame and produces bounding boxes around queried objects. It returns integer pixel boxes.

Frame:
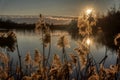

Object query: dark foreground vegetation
[0,19,35,30]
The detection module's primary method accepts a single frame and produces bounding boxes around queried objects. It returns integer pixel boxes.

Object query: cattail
[57,35,70,48]
[0,66,3,72]
[0,70,8,79]
[52,54,61,67]
[78,15,87,35]
[34,49,42,66]
[75,47,87,70]
[77,11,96,37]
[8,76,14,80]
[114,33,120,46]
[0,52,9,65]
[88,73,99,80]
[67,62,73,74]
[74,44,88,70]
[74,37,91,70]
[74,45,88,56]
[110,65,118,73]
[43,31,51,47]
[7,31,16,39]
[79,55,87,70]
[22,76,32,80]
[99,64,105,79]
[78,16,88,36]
[31,72,41,80]
[69,53,77,66]
[99,64,117,79]
[35,14,48,34]
[87,14,96,26]
[16,65,20,75]
[24,52,32,65]
[49,54,61,78]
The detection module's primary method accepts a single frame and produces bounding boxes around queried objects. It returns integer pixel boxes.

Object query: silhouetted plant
[35,14,52,79]
[94,7,120,50]
[57,35,70,62]
[0,31,17,52]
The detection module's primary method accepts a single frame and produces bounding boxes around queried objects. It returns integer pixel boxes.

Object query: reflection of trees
[0,31,17,52]
[94,8,120,50]
[68,19,82,40]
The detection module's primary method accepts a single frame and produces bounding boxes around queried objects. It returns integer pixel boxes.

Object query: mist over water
[0,15,72,24]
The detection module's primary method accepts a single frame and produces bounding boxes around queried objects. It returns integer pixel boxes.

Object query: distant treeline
[0,19,35,29]
[0,18,69,31]
[94,8,120,49]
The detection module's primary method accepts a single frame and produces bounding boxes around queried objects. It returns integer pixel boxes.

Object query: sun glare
[86,9,92,15]
[86,38,91,45]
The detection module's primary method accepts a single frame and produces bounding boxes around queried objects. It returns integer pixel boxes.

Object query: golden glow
[86,9,92,15]
[86,38,91,45]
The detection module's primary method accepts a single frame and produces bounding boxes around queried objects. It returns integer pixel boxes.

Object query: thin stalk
[46,30,51,66]
[99,47,108,65]
[16,40,22,79]
[46,39,51,66]
[42,31,45,67]
[42,31,45,79]
[62,45,67,62]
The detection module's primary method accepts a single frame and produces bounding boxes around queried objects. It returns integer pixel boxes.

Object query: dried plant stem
[16,40,23,79]
[42,31,46,79]
[62,46,67,63]
[99,47,108,65]
[46,38,51,66]
[42,31,45,67]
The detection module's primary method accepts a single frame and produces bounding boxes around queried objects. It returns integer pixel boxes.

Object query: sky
[0,0,119,16]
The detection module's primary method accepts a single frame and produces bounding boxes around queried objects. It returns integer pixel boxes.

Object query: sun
[86,9,92,15]
[86,38,91,45]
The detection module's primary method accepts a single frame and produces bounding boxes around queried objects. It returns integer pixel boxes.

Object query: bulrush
[7,31,17,41]
[35,14,48,34]
[88,73,99,80]
[52,54,61,68]
[99,64,118,80]
[57,35,70,48]
[69,53,78,66]
[49,54,61,77]
[24,52,32,66]
[0,31,17,52]
[57,35,70,62]
[78,16,88,36]
[0,52,9,65]
[43,31,51,47]
[34,49,42,66]
[114,33,120,47]
[74,40,89,70]
[22,76,32,80]
[0,71,8,80]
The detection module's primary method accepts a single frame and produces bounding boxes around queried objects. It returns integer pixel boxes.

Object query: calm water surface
[5,30,117,68]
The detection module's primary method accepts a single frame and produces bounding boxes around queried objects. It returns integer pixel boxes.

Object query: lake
[0,29,116,69]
